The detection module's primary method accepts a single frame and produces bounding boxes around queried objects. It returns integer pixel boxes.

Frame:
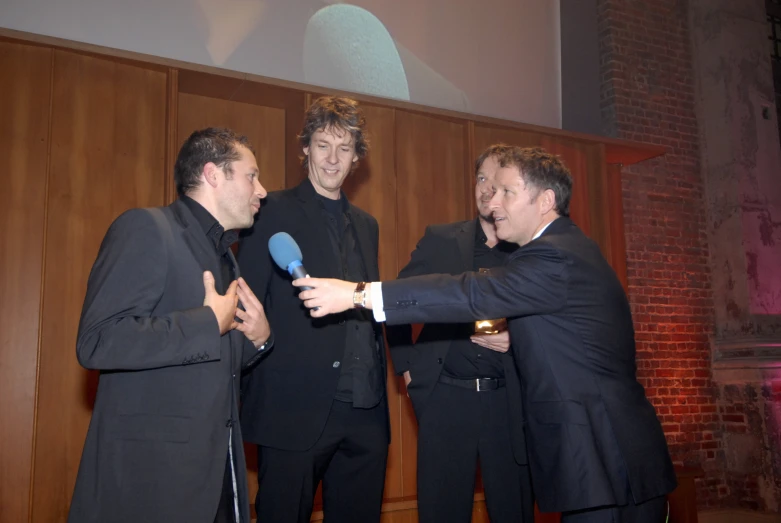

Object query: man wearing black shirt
[238,97,388,523]
[387,144,534,523]
[69,127,272,523]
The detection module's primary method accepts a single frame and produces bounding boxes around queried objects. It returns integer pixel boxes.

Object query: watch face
[353,290,365,308]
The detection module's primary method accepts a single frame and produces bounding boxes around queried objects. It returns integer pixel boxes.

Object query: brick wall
[596,0,727,509]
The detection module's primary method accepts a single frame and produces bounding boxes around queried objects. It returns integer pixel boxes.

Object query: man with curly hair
[238,96,389,523]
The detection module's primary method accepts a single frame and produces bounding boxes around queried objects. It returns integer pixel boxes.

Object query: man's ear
[539,188,557,214]
[202,162,219,188]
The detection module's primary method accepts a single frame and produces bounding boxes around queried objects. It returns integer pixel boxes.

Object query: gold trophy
[474,268,508,334]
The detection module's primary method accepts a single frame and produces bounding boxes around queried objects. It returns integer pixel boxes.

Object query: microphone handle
[290,264,313,291]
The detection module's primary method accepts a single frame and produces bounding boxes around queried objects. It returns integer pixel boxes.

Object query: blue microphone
[268,232,312,291]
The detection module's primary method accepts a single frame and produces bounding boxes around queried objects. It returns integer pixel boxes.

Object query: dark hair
[492,146,573,217]
[298,96,369,168]
[174,127,255,197]
[474,143,517,176]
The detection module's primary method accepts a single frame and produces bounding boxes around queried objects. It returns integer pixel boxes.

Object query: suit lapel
[351,208,379,281]
[227,248,240,280]
[226,249,246,357]
[171,199,224,290]
[455,219,477,272]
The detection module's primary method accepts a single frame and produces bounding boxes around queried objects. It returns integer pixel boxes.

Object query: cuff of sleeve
[370,282,386,322]
[257,330,274,352]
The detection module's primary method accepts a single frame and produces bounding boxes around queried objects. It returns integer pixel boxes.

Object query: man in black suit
[387,144,533,522]
[69,128,273,523]
[294,146,678,523]
[238,96,389,523]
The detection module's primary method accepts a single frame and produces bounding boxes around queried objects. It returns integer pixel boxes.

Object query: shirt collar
[532,220,555,241]
[180,196,237,255]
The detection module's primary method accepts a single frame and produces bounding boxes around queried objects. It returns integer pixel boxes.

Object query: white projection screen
[0,0,561,128]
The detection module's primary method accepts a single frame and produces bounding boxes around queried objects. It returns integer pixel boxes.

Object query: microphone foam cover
[268,232,303,271]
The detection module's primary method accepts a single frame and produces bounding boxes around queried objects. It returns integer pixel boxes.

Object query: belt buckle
[476,378,484,392]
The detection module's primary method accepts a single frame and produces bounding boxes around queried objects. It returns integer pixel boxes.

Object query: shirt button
[333,361,341,368]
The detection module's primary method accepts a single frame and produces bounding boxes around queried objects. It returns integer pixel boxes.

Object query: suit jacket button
[437,358,443,364]
[333,361,341,368]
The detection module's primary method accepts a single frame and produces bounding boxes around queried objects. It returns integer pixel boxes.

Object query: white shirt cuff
[370,282,386,322]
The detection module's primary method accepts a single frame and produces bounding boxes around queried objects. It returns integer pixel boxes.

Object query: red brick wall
[597,0,726,509]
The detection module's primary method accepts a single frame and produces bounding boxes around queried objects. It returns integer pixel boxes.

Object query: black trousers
[416,381,534,523]
[213,454,236,523]
[560,495,667,523]
[255,400,389,523]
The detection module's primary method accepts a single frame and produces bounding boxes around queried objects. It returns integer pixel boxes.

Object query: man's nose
[488,190,501,209]
[255,178,267,198]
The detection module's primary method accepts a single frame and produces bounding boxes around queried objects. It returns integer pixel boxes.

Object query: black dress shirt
[315,190,383,408]
[181,196,238,293]
[441,219,517,380]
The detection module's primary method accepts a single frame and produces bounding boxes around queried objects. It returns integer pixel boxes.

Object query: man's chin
[479,212,494,224]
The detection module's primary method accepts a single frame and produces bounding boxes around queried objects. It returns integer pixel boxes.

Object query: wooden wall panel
[584,144,613,262]
[177,69,307,189]
[30,50,167,523]
[539,137,592,235]
[177,93,287,193]
[396,111,469,263]
[0,40,52,523]
[230,82,307,189]
[394,110,469,497]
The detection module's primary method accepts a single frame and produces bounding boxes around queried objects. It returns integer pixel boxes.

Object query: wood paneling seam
[27,47,56,523]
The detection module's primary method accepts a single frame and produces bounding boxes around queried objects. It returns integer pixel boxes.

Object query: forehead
[477,155,501,176]
[235,145,258,168]
[495,165,523,184]
[312,126,354,145]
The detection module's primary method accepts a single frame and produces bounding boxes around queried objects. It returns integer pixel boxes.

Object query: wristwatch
[353,281,367,308]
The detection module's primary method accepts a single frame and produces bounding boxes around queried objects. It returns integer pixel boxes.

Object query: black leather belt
[438,375,506,391]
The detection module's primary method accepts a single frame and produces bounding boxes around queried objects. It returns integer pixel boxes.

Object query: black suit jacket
[387,220,528,465]
[380,217,676,513]
[238,180,389,451]
[69,199,264,523]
